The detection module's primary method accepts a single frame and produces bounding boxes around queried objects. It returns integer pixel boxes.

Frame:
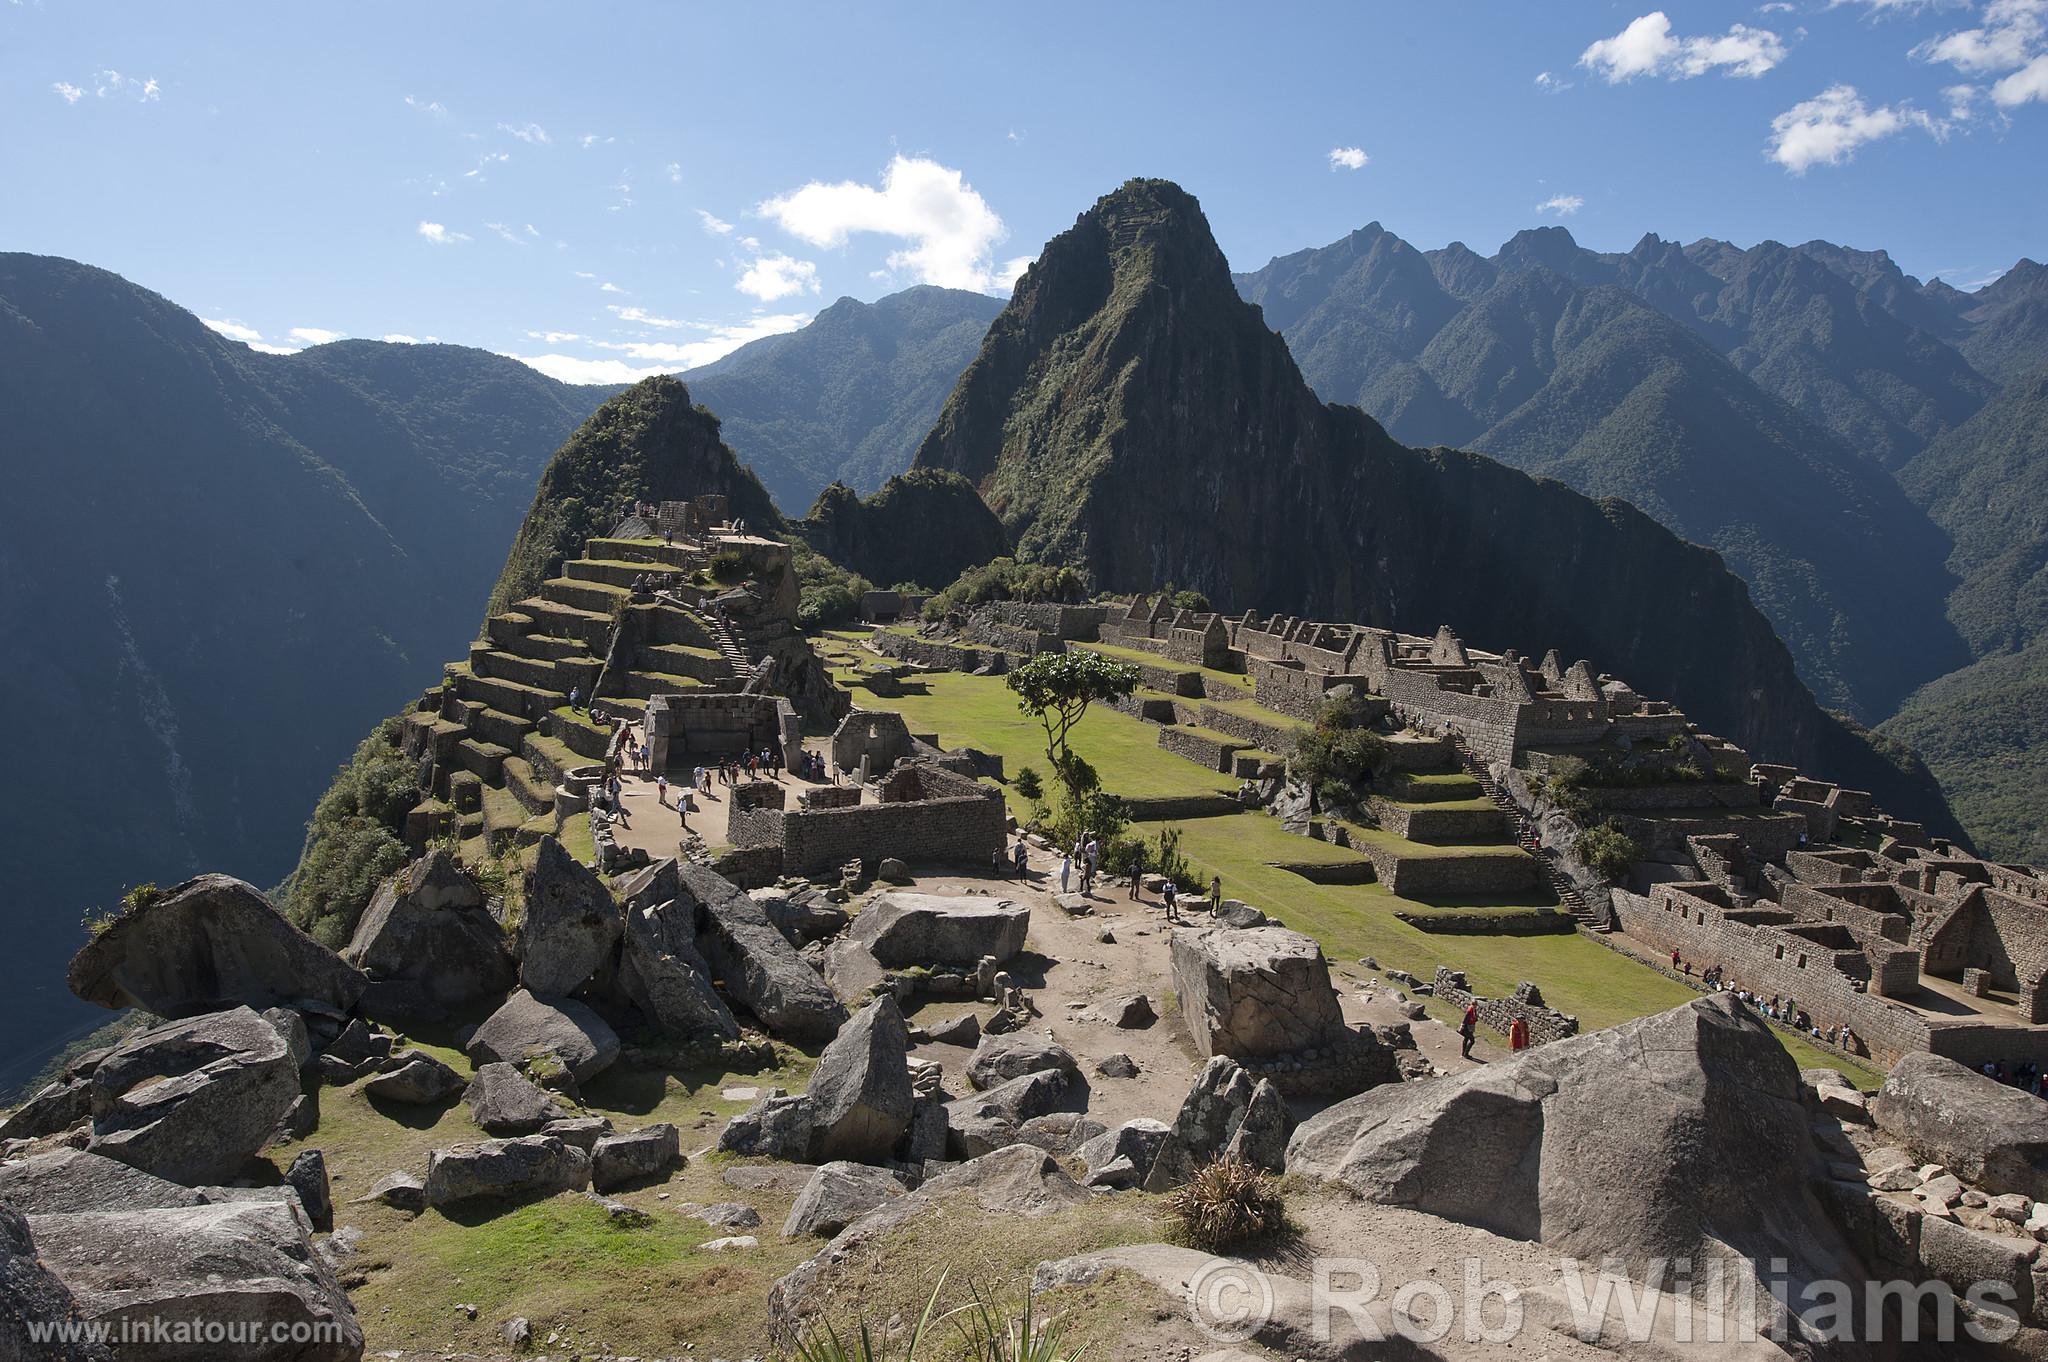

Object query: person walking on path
[655,774,670,808]
[1085,835,1101,888]
[1013,840,1029,879]
[1059,853,1072,894]
[1163,879,1181,924]
[1460,1003,1479,1060]
[1130,845,1147,902]
[1508,1015,1530,1053]
[1209,876,1223,916]
[678,787,692,833]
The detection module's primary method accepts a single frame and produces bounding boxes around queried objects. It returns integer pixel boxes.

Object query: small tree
[1006,651,1141,810]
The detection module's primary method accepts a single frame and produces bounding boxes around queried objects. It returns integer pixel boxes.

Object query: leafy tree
[1287,695,1386,812]
[1576,822,1643,884]
[923,557,1088,618]
[1006,651,1141,809]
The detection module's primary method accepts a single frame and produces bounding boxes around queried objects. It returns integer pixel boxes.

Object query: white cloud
[759,154,1017,293]
[54,69,160,104]
[579,133,614,149]
[525,330,588,343]
[665,162,683,184]
[525,223,540,237]
[484,222,525,245]
[1534,70,1574,92]
[599,281,625,293]
[52,81,84,103]
[201,317,262,343]
[1767,83,1946,170]
[288,326,346,345]
[403,94,447,116]
[736,252,821,302]
[608,305,689,328]
[1327,146,1369,170]
[417,221,471,245]
[1997,50,2048,100]
[1581,12,1789,81]
[1759,1,1796,11]
[1536,194,1587,214]
[381,333,433,344]
[697,210,735,236]
[497,121,549,145]
[507,312,812,384]
[247,342,299,355]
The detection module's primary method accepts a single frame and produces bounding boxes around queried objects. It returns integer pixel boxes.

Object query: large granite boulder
[424,1135,591,1207]
[1077,1117,1172,1190]
[1286,994,1863,1321]
[1170,925,1347,1060]
[848,892,1030,966]
[0,1149,207,1215]
[0,1206,111,1362]
[87,1007,301,1186]
[1870,1051,2048,1200]
[362,1050,464,1105]
[343,850,514,1016]
[467,989,619,1082]
[805,996,915,1163]
[28,1200,363,1361]
[66,874,364,1017]
[519,836,622,996]
[781,1161,905,1237]
[682,863,846,1042]
[966,1033,1079,1091]
[717,1092,816,1161]
[591,1124,680,1191]
[944,1069,1071,1158]
[464,1061,568,1135]
[616,895,742,1045]
[753,886,849,947]
[1140,1056,1285,1191]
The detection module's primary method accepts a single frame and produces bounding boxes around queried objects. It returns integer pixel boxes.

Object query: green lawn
[1073,640,1254,696]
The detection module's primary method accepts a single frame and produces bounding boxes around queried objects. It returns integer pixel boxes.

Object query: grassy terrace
[1073,639,1257,696]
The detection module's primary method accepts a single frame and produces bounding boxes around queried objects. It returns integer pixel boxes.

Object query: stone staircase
[1445,732,1609,930]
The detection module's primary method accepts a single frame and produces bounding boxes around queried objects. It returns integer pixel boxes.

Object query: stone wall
[1358,843,1541,898]
[1368,798,1504,843]
[725,780,789,850]
[1157,726,1247,772]
[1431,969,1578,1044]
[645,692,795,770]
[776,764,1007,877]
[1245,656,1376,723]
[867,630,1010,674]
[984,601,1108,640]
[1779,881,1912,946]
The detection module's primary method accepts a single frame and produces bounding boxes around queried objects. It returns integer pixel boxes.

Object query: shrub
[280,713,417,947]
[1167,1157,1289,1251]
[1288,694,1386,805]
[707,548,745,580]
[1576,821,1642,883]
[923,557,1087,618]
[1011,766,1043,803]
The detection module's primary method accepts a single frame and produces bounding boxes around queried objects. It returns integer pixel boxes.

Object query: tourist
[678,788,691,832]
[1460,1003,1479,1060]
[993,847,1006,878]
[1163,878,1181,924]
[569,685,582,713]
[1670,948,1681,972]
[655,774,670,808]
[1508,1015,1530,1052]
[1013,840,1029,879]
[1130,845,1146,901]
[1059,853,1071,894]
[1085,835,1101,882]
[1209,876,1223,916]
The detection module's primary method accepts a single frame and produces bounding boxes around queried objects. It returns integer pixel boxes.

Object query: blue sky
[5,1,2044,383]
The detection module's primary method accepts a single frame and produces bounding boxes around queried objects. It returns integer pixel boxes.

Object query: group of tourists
[1457,1004,1533,1059]
[1980,1060,2048,1099]
[1693,964,1865,1054]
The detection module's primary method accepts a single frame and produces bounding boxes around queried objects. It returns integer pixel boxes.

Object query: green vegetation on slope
[1882,638,2048,864]
[278,713,415,948]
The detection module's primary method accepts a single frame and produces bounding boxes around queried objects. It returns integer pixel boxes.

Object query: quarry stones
[682,862,847,1042]
[591,1124,681,1191]
[464,1062,568,1135]
[1169,924,1391,1096]
[344,849,514,1016]
[804,996,915,1163]
[848,891,1030,967]
[781,1161,905,1238]
[1870,1051,2048,1201]
[519,836,622,996]
[86,1006,300,1186]
[27,1200,364,1362]
[67,873,365,1018]
[425,1135,592,1207]
[616,894,741,1045]
[0,1149,204,1216]
[362,1050,464,1105]
[966,1033,1079,1090]
[467,989,620,1083]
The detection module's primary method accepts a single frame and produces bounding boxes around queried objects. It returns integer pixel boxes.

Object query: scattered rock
[541,1116,614,1151]
[285,1149,333,1233]
[1213,900,1269,928]
[781,1161,905,1237]
[591,1124,680,1191]
[519,836,624,996]
[465,1061,570,1135]
[344,850,515,1018]
[945,1069,1070,1158]
[718,1093,817,1161]
[876,857,911,883]
[504,1315,533,1350]
[467,989,620,1083]
[1092,993,1155,1029]
[87,1006,301,1186]
[702,1234,758,1251]
[424,1135,591,1207]
[1078,1118,1173,1190]
[684,863,847,1042]
[688,1202,762,1230]
[1095,1052,1139,1079]
[849,892,1029,966]
[1871,1052,2048,1200]
[0,1205,111,1362]
[616,881,742,1046]
[966,1034,1079,1091]
[805,996,915,1163]
[923,1012,982,1048]
[66,873,366,1018]
[0,1149,203,1216]
[363,1050,464,1105]
[30,1200,364,1362]
[356,1170,427,1214]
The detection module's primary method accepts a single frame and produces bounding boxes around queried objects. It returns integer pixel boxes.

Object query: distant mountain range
[909,179,1952,836]
[680,286,1004,515]
[0,253,614,1085]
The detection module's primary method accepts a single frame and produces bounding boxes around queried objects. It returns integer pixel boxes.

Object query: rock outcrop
[519,836,623,997]
[0,1205,110,1362]
[28,1200,364,1361]
[1287,994,1863,1323]
[591,1125,680,1191]
[616,894,741,1046]
[86,1007,301,1186]
[362,1050,464,1105]
[425,1135,592,1207]
[0,1149,205,1216]
[1869,1051,2048,1199]
[804,997,915,1163]
[781,1161,905,1238]
[464,1062,568,1135]
[847,892,1029,967]
[344,850,513,1018]
[67,874,365,1017]
[1169,925,1392,1096]
[966,1033,1079,1091]
[681,863,845,1042]
[467,989,620,1083]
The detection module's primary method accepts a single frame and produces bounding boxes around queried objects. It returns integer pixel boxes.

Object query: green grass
[1346,825,1533,857]
[1075,640,1255,696]
[558,811,595,864]
[1201,691,1311,729]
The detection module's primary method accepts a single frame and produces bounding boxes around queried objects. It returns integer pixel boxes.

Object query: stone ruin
[1430,968,1579,1046]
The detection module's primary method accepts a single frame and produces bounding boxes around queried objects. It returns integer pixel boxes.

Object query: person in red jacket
[1509,1015,1531,1053]
[1460,1004,1478,1060]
